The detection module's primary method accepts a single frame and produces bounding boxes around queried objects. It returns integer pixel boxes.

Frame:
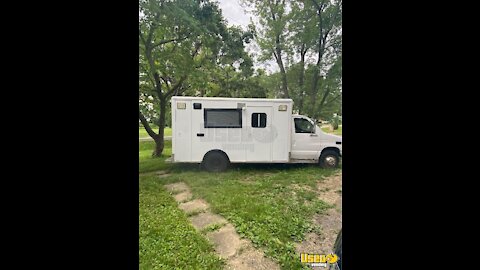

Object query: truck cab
[290,115,342,168]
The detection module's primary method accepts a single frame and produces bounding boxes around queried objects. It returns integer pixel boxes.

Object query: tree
[289,0,318,114]
[307,0,342,118]
[245,0,342,118]
[139,0,231,156]
[244,0,291,98]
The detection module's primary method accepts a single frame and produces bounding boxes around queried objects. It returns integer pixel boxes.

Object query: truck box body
[171,96,293,163]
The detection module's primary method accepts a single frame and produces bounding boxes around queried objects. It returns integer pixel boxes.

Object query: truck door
[246,106,273,162]
[290,117,321,160]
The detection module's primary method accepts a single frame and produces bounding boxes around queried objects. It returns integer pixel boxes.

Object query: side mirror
[310,124,317,136]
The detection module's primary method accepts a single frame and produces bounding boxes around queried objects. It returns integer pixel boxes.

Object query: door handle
[197,133,204,137]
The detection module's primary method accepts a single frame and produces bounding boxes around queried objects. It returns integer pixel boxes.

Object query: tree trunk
[310,2,326,119]
[274,36,289,98]
[279,66,289,98]
[316,87,331,118]
[310,69,320,117]
[153,97,167,157]
[139,110,160,140]
[274,51,289,98]
[298,46,306,114]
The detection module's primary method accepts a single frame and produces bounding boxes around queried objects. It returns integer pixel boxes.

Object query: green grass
[321,125,342,136]
[139,141,340,269]
[139,126,172,138]
[139,173,223,270]
[139,140,172,173]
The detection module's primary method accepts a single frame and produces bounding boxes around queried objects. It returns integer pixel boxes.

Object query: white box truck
[171,96,342,172]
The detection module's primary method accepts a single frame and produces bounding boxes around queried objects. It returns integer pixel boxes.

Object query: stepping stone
[179,199,209,214]
[206,224,248,259]
[156,170,169,175]
[188,212,228,230]
[226,246,280,270]
[164,182,189,194]
[174,191,192,203]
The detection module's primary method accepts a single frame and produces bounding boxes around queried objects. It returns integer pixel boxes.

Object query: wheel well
[320,147,340,157]
[202,150,230,162]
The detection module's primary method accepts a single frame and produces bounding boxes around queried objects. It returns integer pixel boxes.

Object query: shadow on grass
[168,162,342,173]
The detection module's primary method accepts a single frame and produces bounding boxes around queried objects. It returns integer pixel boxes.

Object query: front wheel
[319,150,340,169]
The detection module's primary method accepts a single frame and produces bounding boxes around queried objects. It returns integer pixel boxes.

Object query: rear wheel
[202,151,229,172]
[319,150,340,169]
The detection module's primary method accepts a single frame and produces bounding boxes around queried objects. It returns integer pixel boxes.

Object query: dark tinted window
[204,109,242,128]
[294,118,314,133]
[251,113,267,128]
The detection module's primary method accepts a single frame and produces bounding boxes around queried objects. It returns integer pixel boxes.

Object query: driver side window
[294,118,314,133]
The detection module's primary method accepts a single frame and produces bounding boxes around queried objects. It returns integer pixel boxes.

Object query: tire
[202,151,229,172]
[331,229,342,270]
[319,149,340,169]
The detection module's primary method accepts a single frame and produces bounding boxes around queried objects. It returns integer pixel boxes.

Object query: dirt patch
[206,224,249,259]
[189,212,228,231]
[174,191,192,203]
[226,245,280,270]
[179,199,209,214]
[316,173,342,206]
[296,172,342,256]
[164,182,189,194]
[295,232,324,254]
[313,208,341,252]
[291,184,315,192]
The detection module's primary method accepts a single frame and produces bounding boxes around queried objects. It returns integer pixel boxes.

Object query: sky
[216,0,278,73]
[217,0,251,29]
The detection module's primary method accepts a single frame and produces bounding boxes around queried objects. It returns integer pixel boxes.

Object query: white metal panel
[191,99,246,162]
[172,99,191,162]
[171,97,293,163]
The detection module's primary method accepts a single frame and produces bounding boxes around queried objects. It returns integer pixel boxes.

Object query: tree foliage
[245,0,342,119]
[139,0,254,156]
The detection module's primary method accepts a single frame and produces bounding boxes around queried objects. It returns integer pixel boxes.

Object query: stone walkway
[164,181,280,270]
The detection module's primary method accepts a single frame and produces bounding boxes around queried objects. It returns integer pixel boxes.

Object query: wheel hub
[325,156,337,166]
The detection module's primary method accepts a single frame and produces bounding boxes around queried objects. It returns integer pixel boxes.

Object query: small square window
[193,103,202,109]
[252,113,267,128]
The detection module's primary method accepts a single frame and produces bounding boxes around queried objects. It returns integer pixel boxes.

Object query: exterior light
[177,102,186,109]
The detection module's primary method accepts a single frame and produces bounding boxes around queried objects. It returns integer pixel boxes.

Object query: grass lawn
[139,173,223,270]
[139,126,172,138]
[139,140,172,173]
[139,141,340,269]
[321,125,342,136]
